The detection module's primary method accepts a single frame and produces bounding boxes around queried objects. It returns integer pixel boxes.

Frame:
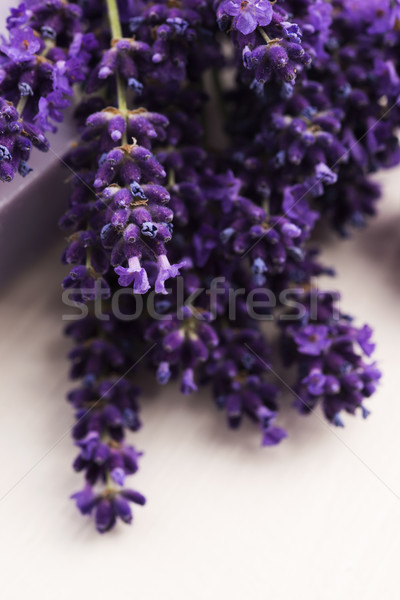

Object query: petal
[262,426,287,446]
[133,268,151,294]
[155,259,185,294]
[71,485,96,515]
[223,1,241,17]
[113,496,133,524]
[234,12,258,35]
[95,499,115,533]
[255,3,273,26]
[115,266,134,287]
[111,467,126,486]
[121,489,146,506]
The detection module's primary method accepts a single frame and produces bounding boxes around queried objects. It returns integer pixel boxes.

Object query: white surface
[0,169,400,599]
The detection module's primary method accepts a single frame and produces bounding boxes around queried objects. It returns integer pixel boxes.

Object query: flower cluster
[61,0,227,531]
[219,0,400,233]
[215,0,312,90]
[146,303,219,395]
[0,0,96,181]
[280,291,381,425]
[66,312,146,532]
[203,327,286,446]
[1,0,399,534]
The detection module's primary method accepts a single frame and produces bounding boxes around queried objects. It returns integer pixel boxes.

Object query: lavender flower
[215,0,311,89]
[203,327,286,446]
[0,0,96,180]
[71,485,146,533]
[66,311,145,531]
[280,291,381,424]
[61,0,224,532]
[146,300,219,394]
[219,1,273,35]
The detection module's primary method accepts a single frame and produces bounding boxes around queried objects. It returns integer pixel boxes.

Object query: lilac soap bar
[0,0,75,286]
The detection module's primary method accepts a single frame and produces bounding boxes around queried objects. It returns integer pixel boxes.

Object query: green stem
[258,27,271,44]
[106,0,127,142]
[86,247,92,269]
[106,0,122,39]
[116,72,128,116]
[43,39,55,57]
[16,96,28,116]
[258,27,282,45]
[168,169,176,187]
[105,470,118,493]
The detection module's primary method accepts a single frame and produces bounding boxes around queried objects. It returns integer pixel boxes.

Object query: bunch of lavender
[216,0,400,232]
[0,0,399,534]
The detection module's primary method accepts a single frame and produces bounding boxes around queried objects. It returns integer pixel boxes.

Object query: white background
[1,1,400,598]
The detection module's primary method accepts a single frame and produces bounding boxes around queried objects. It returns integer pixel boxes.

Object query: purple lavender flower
[201,327,285,445]
[155,255,186,295]
[219,0,273,35]
[0,27,41,61]
[292,325,331,356]
[115,257,151,295]
[0,1,96,180]
[73,430,141,486]
[215,0,310,88]
[280,292,381,424]
[61,0,226,533]
[302,369,327,396]
[72,485,146,533]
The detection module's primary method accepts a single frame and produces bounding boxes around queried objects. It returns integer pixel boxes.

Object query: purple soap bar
[0,0,76,287]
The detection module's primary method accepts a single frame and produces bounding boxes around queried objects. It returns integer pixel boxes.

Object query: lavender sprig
[67,312,146,533]
[63,0,224,532]
[0,0,96,181]
[215,0,312,91]
[219,0,400,233]
[279,290,381,425]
